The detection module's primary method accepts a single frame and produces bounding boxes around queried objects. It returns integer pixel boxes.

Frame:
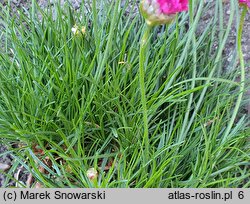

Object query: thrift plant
[139,0,188,162]
[0,0,249,187]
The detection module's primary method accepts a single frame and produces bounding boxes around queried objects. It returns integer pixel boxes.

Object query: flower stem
[222,5,247,143]
[139,25,151,160]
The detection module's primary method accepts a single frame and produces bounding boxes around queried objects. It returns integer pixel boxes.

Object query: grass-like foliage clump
[0,0,249,187]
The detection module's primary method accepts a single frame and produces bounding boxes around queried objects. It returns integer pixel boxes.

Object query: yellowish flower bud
[71,24,86,35]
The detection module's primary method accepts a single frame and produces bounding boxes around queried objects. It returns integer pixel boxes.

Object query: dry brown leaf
[35,182,43,188]
[26,173,33,187]
[32,144,45,155]
[38,166,45,174]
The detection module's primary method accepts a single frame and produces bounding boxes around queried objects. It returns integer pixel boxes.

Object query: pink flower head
[157,0,189,15]
[140,0,188,26]
[239,0,250,7]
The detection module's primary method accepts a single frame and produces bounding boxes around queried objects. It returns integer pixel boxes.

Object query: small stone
[0,163,10,171]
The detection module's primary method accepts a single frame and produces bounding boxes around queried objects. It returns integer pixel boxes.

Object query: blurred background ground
[0,0,249,187]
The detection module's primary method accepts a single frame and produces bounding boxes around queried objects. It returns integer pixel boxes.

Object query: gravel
[0,145,13,187]
[0,0,249,187]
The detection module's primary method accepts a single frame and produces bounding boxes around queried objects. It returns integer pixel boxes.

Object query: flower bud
[239,0,250,8]
[71,24,86,35]
[86,168,98,180]
[140,0,188,26]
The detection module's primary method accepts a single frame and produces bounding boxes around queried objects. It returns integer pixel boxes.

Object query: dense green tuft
[0,0,249,187]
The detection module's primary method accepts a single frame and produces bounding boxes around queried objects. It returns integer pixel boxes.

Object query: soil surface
[0,0,249,187]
